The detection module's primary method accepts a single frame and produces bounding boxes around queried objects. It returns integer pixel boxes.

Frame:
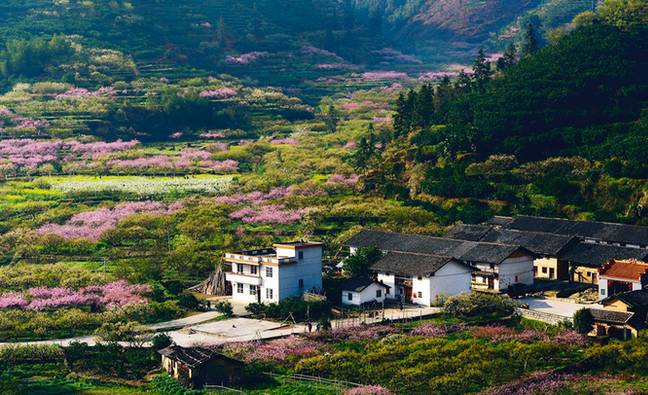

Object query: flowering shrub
[222,336,320,363]
[325,324,399,341]
[229,204,304,224]
[360,71,408,81]
[409,323,465,337]
[199,131,226,139]
[0,107,50,131]
[270,137,298,145]
[0,281,149,311]
[471,325,587,346]
[346,385,392,395]
[328,174,360,187]
[214,187,291,205]
[51,176,232,196]
[199,88,238,99]
[418,71,461,81]
[225,51,269,64]
[36,200,182,241]
[483,371,573,395]
[55,87,116,100]
[315,63,354,70]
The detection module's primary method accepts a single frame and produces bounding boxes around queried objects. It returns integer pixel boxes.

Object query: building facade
[340,277,390,306]
[224,241,323,304]
[598,259,648,300]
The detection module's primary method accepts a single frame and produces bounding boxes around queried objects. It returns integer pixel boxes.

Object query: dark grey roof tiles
[480,229,577,256]
[560,242,648,267]
[590,308,634,325]
[444,224,493,241]
[505,215,648,246]
[340,277,389,292]
[348,230,533,265]
[370,252,458,277]
[616,290,648,308]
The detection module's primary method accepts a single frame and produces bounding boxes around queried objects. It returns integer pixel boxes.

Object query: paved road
[0,306,439,348]
[0,310,222,348]
[519,296,602,318]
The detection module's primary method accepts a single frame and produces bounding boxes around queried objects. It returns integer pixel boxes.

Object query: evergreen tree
[434,76,454,120]
[393,92,408,134]
[522,22,540,56]
[214,16,226,48]
[325,105,339,133]
[472,48,492,92]
[414,84,435,128]
[496,43,518,71]
[455,70,473,93]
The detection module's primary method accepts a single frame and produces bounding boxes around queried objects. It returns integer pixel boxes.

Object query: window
[542,267,547,274]
[298,251,304,260]
[417,291,422,298]
[266,288,273,299]
[417,276,422,280]
[237,283,244,294]
[348,292,353,301]
[515,275,519,282]
[266,267,273,277]
[250,285,257,295]
[586,272,591,277]
[533,266,538,274]
[237,264,244,274]
[250,266,257,275]
[386,287,390,295]
[298,279,304,288]
[376,289,382,298]
[601,289,606,296]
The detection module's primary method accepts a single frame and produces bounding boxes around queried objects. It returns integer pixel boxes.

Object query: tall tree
[415,84,435,128]
[496,43,518,71]
[325,105,339,133]
[472,48,492,93]
[521,22,540,56]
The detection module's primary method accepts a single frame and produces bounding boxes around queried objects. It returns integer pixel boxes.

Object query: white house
[598,259,648,300]
[370,252,472,306]
[224,241,323,304]
[346,230,536,295]
[340,277,390,306]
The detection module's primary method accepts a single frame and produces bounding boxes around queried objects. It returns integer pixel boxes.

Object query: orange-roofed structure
[598,259,648,300]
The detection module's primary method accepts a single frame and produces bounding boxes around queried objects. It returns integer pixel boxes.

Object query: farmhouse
[346,230,536,299]
[598,259,648,299]
[447,225,577,281]
[340,277,390,306]
[159,345,245,389]
[224,241,323,304]
[559,243,648,285]
[371,252,471,306]
[590,289,648,339]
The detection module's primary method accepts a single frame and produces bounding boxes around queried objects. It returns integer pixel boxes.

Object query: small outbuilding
[340,277,390,306]
[598,259,648,300]
[159,345,245,389]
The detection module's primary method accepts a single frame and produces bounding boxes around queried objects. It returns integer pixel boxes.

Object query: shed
[159,345,245,388]
[340,277,390,306]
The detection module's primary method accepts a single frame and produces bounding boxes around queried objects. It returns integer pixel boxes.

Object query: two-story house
[346,230,536,304]
[224,241,323,304]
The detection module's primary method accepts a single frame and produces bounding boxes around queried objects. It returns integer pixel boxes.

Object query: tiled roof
[590,308,635,325]
[599,259,648,281]
[560,242,648,267]
[370,252,460,277]
[505,215,648,246]
[340,277,389,292]
[444,224,492,241]
[159,346,217,368]
[615,290,648,308]
[478,228,576,256]
[347,230,532,265]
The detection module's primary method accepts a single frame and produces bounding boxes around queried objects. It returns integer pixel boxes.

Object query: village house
[598,259,648,299]
[159,345,245,389]
[224,241,323,304]
[370,252,472,306]
[346,230,535,301]
[559,242,648,285]
[340,277,390,306]
[446,224,577,281]
[590,290,648,339]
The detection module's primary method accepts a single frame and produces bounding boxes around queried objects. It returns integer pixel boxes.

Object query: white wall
[342,283,387,306]
[498,255,534,290]
[377,273,396,299]
[428,261,472,303]
[277,246,323,301]
[231,282,259,304]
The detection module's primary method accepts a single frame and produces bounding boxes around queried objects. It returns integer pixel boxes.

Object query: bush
[214,300,234,317]
[178,291,201,310]
[151,333,173,350]
[343,247,383,277]
[573,308,594,334]
[443,292,517,320]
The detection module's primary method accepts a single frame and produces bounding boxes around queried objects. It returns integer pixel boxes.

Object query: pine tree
[522,22,540,56]
[472,48,492,92]
[325,105,339,133]
[415,84,435,128]
[496,43,518,71]
[393,92,408,135]
[214,16,226,48]
[456,70,473,93]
